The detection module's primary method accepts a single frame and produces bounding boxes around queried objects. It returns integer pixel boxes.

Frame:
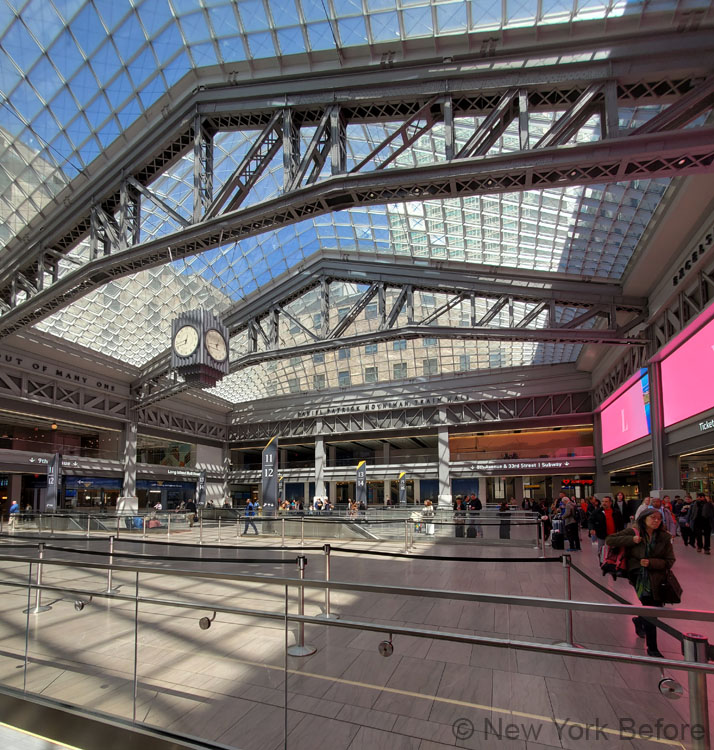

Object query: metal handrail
[2,545,711,750]
[1,548,714,623]
[0,556,713,677]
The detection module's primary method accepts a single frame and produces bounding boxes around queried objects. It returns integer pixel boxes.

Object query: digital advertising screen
[600,370,651,454]
[661,316,714,427]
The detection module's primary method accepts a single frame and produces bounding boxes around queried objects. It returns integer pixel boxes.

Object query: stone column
[383,479,391,505]
[315,435,325,497]
[592,412,611,498]
[437,419,452,508]
[118,418,138,514]
[513,475,524,501]
[222,441,231,504]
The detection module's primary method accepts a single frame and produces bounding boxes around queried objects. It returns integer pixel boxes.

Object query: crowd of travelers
[522,491,712,657]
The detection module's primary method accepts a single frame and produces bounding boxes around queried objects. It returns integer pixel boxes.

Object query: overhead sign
[45,452,62,510]
[562,478,594,486]
[262,437,278,516]
[356,461,366,505]
[672,222,713,287]
[196,471,206,505]
[29,456,79,468]
[467,457,595,476]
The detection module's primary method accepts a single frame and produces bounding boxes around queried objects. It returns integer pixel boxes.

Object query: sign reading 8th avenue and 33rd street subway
[467,456,595,475]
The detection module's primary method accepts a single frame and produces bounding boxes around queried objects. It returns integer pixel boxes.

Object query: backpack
[600,545,627,580]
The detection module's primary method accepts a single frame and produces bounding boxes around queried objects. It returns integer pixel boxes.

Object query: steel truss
[228,391,593,440]
[0,370,130,421]
[593,237,714,406]
[0,355,228,441]
[136,404,227,442]
[130,253,644,406]
[1,54,714,335]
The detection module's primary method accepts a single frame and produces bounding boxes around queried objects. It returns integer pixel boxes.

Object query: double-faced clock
[171,311,229,387]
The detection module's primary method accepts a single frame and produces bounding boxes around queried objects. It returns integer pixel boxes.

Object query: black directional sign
[46,452,62,510]
[398,472,407,505]
[356,460,366,506]
[262,437,278,516]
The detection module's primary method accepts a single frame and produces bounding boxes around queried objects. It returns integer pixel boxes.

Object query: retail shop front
[450,426,595,502]
[136,466,202,510]
[0,449,125,513]
[451,456,596,503]
[668,409,714,497]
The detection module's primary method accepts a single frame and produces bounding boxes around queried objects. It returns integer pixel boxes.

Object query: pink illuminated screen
[661,317,714,427]
[600,378,650,454]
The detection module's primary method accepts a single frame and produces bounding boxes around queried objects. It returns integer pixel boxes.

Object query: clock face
[205,329,228,362]
[173,325,199,357]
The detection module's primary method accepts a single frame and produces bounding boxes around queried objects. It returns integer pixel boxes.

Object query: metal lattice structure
[2,47,714,338]
[228,390,593,439]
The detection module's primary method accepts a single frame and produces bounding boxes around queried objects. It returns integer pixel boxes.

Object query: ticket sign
[356,461,366,505]
[398,472,407,505]
[262,437,278,517]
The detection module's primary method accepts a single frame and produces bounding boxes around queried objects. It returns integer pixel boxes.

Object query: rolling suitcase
[466,526,477,538]
[551,531,565,550]
[455,524,465,538]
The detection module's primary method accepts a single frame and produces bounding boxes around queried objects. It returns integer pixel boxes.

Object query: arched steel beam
[1,125,713,340]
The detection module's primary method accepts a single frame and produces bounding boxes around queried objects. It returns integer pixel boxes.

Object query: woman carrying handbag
[606,508,678,658]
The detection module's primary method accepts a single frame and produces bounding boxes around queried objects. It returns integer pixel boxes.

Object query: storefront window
[0,418,120,459]
[64,477,122,508]
[681,455,714,497]
[137,436,195,467]
[450,427,593,461]
[136,480,197,510]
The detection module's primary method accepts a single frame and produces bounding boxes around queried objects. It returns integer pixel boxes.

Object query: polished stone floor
[0,526,712,750]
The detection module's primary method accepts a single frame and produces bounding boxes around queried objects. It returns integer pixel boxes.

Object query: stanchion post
[86,515,91,539]
[142,513,146,540]
[317,544,338,620]
[562,554,574,646]
[404,519,409,552]
[218,516,222,543]
[282,517,285,546]
[116,513,121,540]
[300,516,304,546]
[540,518,547,558]
[50,513,54,537]
[287,555,316,656]
[199,510,203,546]
[105,535,118,594]
[24,543,51,614]
[683,634,711,750]
[167,513,171,541]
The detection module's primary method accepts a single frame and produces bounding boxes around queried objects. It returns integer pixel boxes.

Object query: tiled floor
[0,528,712,750]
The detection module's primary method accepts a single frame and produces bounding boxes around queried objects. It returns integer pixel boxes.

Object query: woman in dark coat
[606,508,675,658]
